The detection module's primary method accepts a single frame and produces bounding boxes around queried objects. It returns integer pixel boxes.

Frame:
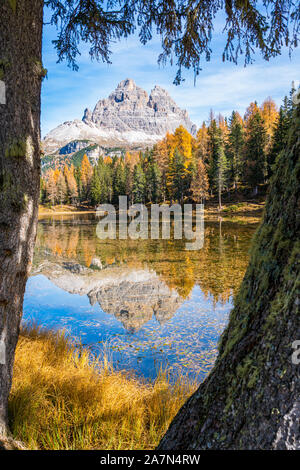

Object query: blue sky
[41,8,300,138]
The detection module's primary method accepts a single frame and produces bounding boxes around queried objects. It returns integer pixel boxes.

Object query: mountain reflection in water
[23,213,258,380]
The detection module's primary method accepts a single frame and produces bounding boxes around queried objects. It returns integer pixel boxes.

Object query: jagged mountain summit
[43,78,197,154]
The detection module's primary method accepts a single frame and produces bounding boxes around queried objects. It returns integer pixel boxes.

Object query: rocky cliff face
[43,79,196,154]
[159,106,300,449]
[59,140,91,155]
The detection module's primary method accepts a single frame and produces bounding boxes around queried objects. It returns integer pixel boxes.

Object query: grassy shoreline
[39,200,265,218]
[38,204,96,216]
[9,326,196,450]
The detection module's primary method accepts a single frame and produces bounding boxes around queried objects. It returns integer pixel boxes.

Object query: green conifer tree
[133,164,146,203]
[214,146,229,210]
[244,112,267,193]
[267,107,290,177]
[227,111,244,189]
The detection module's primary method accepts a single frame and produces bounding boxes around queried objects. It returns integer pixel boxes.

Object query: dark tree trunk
[158,105,300,450]
[0,0,43,436]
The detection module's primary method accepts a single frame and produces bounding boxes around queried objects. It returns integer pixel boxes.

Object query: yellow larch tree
[190,159,209,203]
[260,97,279,152]
[244,101,261,125]
[80,154,93,198]
[173,125,193,170]
[196,123,210,163]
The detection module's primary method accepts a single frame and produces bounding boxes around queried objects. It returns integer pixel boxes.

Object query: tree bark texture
[0,0,44,436]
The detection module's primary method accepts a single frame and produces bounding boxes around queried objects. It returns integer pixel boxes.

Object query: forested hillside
[40,91,295,209]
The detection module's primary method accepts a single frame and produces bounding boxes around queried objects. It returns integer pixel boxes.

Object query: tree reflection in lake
[24,213,258,381]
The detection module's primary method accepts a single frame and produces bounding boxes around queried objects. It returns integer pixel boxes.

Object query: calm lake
[23,213,259,382]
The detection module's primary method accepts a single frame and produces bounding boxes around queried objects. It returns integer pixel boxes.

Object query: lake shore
[39,199,265,219]
[9,325,195,450]
[38,204,96,216]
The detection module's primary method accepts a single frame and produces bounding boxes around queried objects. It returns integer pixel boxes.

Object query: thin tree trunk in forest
[0,0,44,436]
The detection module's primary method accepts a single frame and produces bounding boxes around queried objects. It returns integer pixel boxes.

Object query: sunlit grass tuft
[9,325,196,450]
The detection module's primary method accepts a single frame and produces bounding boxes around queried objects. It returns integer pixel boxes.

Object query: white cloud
[41,21,299,135]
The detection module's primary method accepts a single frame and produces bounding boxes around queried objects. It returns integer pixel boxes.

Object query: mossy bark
[159,106,300,450]
[0,0,43,436]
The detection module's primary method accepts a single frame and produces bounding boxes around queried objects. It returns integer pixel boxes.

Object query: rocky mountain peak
[117,78,137,90]
[43,79,197,154]
[151,84,170,95]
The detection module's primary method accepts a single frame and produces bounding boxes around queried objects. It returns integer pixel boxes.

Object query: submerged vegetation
[9,325,196,450]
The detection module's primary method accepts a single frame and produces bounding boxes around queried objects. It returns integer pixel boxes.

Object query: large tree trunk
[0,0,43,437]
[159,105,300,450]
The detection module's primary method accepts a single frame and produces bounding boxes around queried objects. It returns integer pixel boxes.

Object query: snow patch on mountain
[43,79,196,154]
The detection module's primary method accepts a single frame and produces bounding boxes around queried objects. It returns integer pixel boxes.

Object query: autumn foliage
[41,91,296,208]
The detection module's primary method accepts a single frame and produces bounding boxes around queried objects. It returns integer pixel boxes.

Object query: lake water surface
[23,213,258,382]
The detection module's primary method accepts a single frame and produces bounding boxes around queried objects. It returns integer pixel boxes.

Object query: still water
[23,213,258,381]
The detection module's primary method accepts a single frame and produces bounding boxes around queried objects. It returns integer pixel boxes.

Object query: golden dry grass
[9,325,196,450]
